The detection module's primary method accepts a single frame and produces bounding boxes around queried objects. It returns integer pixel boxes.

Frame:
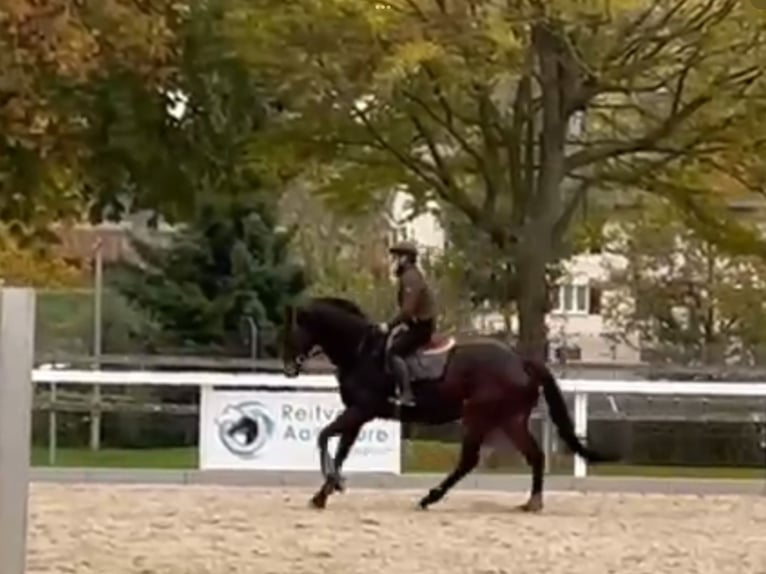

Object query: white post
[198,384,212,470]
[542,413,552,473]
[573,391,588,478]
[0,288,36,574]
[48,382,57,465]
[91,240,103,451]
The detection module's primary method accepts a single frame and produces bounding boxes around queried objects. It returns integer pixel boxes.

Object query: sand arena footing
[27,483,766,574]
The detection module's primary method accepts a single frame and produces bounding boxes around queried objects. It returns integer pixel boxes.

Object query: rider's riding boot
[391,356,415,406]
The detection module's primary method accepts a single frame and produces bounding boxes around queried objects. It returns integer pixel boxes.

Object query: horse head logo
[215,401,276,458]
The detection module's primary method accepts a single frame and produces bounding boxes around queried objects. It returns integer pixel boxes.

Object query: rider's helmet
[388,240,418,261]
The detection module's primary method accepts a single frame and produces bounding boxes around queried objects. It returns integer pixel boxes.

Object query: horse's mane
[309,296,369,320]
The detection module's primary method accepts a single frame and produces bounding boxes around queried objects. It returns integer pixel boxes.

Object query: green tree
[35,289,163,356]
[110,197,307,354]
[0,223,86,288]
[603,197,766,366]
[79,0,266,223]
[228,0,766,357]
[84,0,304,356]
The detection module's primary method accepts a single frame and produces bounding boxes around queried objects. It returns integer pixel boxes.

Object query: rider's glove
[378,322,389,334]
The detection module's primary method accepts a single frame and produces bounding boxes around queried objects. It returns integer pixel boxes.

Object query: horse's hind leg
[504,414,545,512]
[418,422,488,510]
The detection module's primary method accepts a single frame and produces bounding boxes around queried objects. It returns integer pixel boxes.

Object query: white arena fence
[31,369,766,478]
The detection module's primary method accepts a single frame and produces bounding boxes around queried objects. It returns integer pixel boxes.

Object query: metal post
[90,239,103,451]
[250,319,259,360]
[0,287,37,574]
[242,317,259,365]
[48,382,57,466]
[542,412,552,473]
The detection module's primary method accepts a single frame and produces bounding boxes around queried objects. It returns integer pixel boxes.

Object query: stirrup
[388,381,415,406]
[397,385,416,406]
[389,394,415,407]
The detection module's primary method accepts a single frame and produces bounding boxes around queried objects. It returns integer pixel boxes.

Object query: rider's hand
[378,322,389,334]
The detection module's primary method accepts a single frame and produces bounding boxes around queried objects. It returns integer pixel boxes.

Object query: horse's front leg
[311,407,368,509]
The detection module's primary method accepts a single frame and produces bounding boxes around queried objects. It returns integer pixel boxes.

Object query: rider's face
[390,254,408,276]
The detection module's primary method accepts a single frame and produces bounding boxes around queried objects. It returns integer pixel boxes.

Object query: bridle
[284,302,384,376]
[293,345,323,371]
[284,303,330,374]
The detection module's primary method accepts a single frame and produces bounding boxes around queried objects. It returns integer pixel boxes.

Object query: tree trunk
[516,249,550,360]
[516,24,580,360]
[512,24,572,361]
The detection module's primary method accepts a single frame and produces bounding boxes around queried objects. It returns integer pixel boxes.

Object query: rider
[380,240,436,406]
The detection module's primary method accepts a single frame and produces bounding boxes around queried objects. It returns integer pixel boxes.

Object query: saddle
[402,333,456,381]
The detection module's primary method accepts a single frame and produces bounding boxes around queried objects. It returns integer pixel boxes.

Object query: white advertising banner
[199,388,401,474]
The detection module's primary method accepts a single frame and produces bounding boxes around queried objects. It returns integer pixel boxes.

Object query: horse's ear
[284,303,298,331]
[284,300,306,329]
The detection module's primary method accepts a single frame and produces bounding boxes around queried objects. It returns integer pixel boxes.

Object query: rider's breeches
[388,319,434,358]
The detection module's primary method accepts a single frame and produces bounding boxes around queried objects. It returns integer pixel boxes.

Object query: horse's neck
[316,321,366,370]
[323,345,357,372]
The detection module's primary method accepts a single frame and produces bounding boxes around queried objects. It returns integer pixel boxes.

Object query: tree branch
[400,89,484,167]
[551,178,591,249]
[565,65,760,173]
[476,86,503,219]
[348,102,445,193]
[407,109,458,191]
[403,107,508,245]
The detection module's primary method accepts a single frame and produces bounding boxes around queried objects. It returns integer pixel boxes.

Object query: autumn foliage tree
[227,0,766,357]
[0,0,179,227]
[0,224,85,288]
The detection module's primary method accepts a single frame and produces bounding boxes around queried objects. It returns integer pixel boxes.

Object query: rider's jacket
[391,264,436,326]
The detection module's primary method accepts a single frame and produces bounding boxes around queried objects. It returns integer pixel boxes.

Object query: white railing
[31,369,766,477]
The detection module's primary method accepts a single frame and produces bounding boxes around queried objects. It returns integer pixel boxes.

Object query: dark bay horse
[281,296,615,510]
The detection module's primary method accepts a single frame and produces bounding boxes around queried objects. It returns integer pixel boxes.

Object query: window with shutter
[589,287,602,315]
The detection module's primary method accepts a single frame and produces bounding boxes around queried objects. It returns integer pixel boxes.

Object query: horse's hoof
[417,499,430,510]
[309,494,327,509]
[417,487,443,510]
[518,504,541,513]
[331,475,346,493]
[519,497,543,513]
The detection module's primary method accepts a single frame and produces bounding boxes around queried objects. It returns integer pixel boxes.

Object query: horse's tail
[525,359,616,464]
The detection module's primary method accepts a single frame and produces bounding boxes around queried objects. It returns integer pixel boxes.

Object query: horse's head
[281,303,313,378]
[281,296,373,378]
